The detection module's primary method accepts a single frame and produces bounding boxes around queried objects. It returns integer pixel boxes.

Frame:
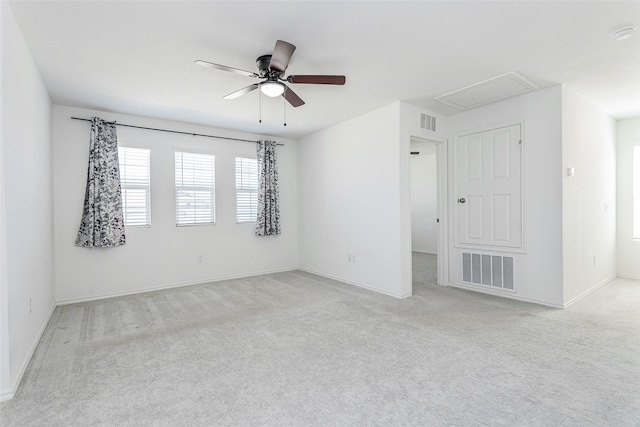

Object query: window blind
[175,151,215,225]
[118,147,151,227]
[235,157,258,223]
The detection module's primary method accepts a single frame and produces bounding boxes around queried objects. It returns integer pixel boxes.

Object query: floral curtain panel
[75,117,126,248]
[255,140,281,236]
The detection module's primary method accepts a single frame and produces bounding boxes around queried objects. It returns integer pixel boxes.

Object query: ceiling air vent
[420,113,436,132]
[434,72,537,110]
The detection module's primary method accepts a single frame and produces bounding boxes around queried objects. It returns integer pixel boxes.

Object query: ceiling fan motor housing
[256,55,274,77]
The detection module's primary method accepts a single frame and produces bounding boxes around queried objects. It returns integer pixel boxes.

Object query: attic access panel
[434,72,537,110]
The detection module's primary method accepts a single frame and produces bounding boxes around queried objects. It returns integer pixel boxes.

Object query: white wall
[0,2,8,398]
[617,117,640,278]
[448,86,564,307]
[561,88,617,304]
[53,105,298,303]
[1,2,55,399]
[297,103,406,297]
[410,151,438,254]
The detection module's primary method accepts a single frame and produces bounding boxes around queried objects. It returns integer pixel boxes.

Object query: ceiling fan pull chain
[283,92,287,127]
[259,89,262,123]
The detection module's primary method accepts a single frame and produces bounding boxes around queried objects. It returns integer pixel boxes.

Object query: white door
[456,124,522,248]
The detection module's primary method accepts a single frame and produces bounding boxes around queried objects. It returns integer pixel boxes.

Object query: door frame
[408,134,449,290]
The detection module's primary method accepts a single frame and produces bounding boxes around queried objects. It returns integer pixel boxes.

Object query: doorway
[409,136,447,293]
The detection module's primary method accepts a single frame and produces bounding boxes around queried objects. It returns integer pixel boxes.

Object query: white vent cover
[462,252,514,290]
[420,113,436,132]
[434,72,537,110]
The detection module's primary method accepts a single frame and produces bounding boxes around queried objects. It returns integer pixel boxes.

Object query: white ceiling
[8,1,640,139]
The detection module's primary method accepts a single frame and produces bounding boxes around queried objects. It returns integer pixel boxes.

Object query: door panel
[466,195,484,241]
[492,194,511,243]
[456,124,522,248]
[492,131,511,179]
[467,135,484,180]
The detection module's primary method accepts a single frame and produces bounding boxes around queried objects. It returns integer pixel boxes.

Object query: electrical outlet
[29,297,32,314]
[593,255,596,266]
[196,254,203,263]
[348,254,356,263]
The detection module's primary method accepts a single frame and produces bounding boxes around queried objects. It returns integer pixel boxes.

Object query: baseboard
[562,274,617,308]
[448,281,564,308]
[298,268,411,299]
[617,274,640,280]
[412,250,437,255]
[0,389,12,402]
[0,302,56,402]
[56,268,298,306]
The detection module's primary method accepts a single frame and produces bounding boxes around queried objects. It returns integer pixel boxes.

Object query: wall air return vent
[434,72,537,110]
[420,113,436,132]
[462,252,514,291]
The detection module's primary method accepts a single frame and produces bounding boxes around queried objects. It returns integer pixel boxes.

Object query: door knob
[458,198,466,204]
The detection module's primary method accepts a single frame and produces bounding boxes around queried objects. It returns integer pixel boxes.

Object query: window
[634,145,640,239]
[175,151,215,225]
[118,147,151,227]
[235,157,259,223]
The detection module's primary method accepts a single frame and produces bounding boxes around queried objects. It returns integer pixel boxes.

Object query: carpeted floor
[1,269,639,426]
[412,251,437,285]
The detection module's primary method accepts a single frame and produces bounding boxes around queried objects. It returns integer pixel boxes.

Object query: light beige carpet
[1,270,639,426]
[412,252,437,285]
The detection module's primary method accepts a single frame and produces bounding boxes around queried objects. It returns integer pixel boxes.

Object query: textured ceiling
[8,1,640,139]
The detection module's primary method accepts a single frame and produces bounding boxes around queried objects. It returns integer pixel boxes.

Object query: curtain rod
[70,117,284,146]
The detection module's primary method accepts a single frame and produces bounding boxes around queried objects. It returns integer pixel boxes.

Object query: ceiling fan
[195,40,346,107]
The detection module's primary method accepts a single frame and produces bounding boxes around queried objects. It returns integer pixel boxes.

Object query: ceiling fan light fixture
[261,81,285,97]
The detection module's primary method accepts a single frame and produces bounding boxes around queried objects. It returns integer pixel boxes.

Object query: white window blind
[118,147,151,227]
[634,145,640,239]
[235,157,258,223]
[175,151,215,225]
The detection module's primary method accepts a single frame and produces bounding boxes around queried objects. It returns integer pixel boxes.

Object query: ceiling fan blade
[194,60,258,78]
[282,86,305,107]
[269,40,296,72]
[287,75,346,85]
[223,84,259,99]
